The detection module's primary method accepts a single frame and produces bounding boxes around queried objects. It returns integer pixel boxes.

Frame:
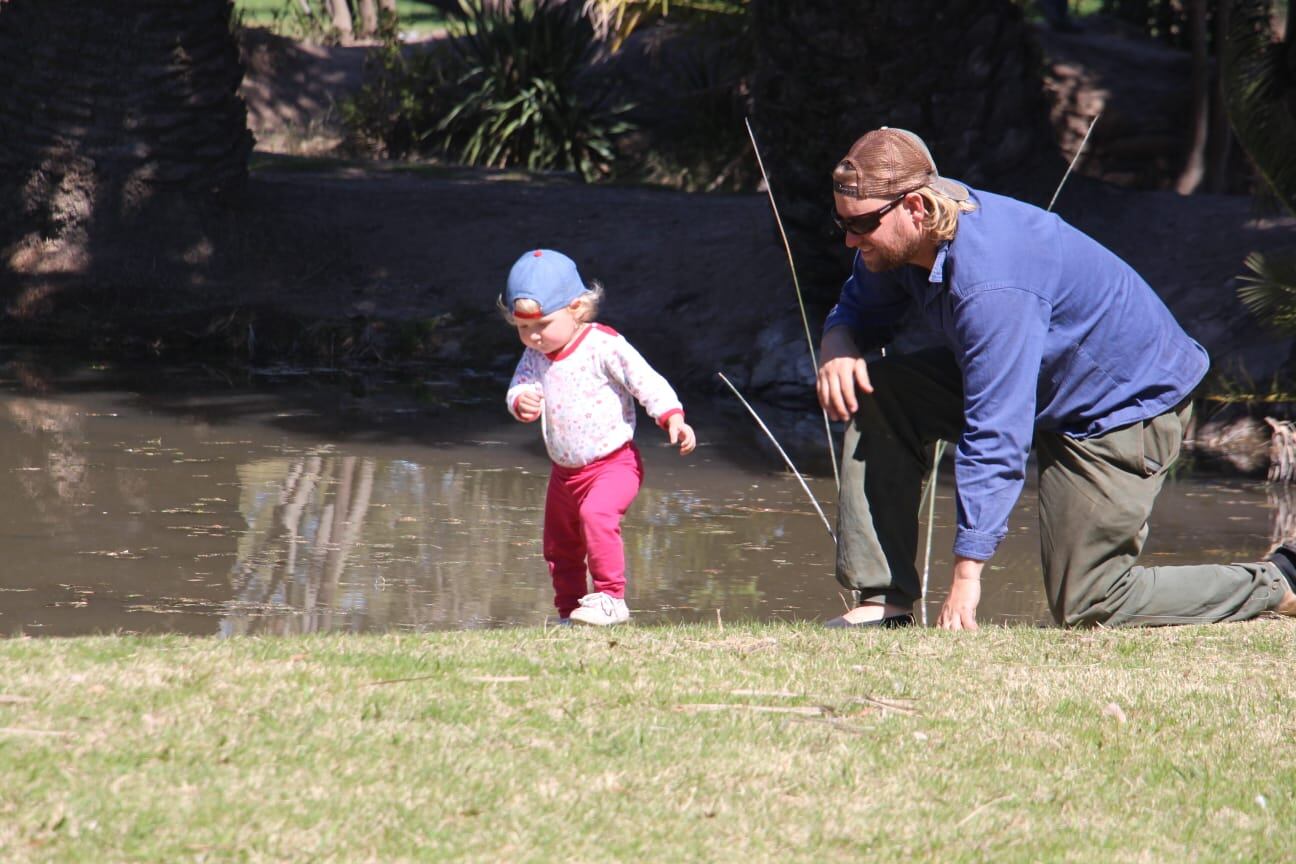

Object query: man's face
[833,192,922,272]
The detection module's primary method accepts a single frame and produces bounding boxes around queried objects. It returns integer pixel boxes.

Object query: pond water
[0,356,1287,636]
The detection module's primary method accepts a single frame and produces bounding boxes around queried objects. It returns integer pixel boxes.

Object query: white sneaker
[568,592,630,626]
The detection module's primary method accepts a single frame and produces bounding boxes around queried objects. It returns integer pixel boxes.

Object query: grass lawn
[2,622,1293,861]
[235,0,448,36]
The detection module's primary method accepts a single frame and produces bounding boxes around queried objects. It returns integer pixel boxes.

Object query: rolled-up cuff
[953,529,1000,562]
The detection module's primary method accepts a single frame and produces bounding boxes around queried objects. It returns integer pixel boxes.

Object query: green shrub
[342,0,632,180]
[435,0,632,180]
[1223,1,1296,337]
[341,29,447,157]
[622,17,754,192]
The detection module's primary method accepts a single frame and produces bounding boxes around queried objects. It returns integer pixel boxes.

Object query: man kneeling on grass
[815,126,1296,630]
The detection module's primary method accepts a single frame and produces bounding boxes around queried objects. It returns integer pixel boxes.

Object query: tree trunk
[325,0,354,40]
[357,0,379,36]
[0,0,250,224]
[1207,0,1232,192]
[1176,0,1209,194]
[0,0,252,307]
[1285,0,1295,121]
[749,0,1050,297]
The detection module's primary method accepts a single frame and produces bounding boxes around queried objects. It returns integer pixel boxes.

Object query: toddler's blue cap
[505,249,586,318]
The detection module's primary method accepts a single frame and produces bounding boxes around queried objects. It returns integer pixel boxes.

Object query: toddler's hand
[515,390,543,423]
[667,415,696,455]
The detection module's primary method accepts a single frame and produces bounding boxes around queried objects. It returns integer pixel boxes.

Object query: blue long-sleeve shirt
[824,186,1209,561]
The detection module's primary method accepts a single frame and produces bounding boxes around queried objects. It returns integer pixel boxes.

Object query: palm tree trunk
[0,0,251,238]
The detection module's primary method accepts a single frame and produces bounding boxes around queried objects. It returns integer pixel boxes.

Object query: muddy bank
[3,155,1295,477]
[5,14,1296,476]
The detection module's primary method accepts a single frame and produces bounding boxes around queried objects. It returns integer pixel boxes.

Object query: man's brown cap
[832,127,969,202]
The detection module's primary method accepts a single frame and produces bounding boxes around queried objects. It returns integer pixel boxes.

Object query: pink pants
[544,443,644,617]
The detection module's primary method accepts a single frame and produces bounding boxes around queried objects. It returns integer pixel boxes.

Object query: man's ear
[904,191,927,226]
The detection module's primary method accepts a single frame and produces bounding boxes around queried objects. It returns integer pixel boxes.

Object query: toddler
[502,249,696,626]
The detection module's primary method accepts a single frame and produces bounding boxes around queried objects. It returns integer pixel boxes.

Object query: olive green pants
[837,349,1287,627]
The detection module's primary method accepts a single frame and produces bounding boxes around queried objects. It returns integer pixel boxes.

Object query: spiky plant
[1238,252,1296,334]
[1222,0,1296,335]
[434,0,633,181]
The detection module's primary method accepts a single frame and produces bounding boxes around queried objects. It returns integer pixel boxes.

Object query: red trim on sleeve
[656,408,683,430]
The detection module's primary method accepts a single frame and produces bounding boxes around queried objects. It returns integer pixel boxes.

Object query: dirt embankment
[5,24,1295,476]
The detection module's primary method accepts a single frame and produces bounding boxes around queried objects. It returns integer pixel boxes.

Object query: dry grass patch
[0,622,1293,861]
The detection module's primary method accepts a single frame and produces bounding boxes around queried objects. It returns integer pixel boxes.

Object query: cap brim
[930,176,969,202]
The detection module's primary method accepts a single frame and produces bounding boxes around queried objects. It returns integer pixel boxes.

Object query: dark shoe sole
[824,612,916,629]
[1269,542,1296,592]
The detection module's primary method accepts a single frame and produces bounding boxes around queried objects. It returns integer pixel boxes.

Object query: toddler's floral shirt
[506,324,683,468]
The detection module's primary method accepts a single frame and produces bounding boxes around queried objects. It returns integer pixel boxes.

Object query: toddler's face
[515,305,581,354]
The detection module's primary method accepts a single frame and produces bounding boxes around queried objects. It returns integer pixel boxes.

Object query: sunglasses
[831,193,909,236]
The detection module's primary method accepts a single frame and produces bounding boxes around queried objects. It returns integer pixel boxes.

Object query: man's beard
[861,231,923,272]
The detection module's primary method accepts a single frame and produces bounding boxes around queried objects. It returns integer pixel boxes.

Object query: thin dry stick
[745,117,840,491]
[675,703,826,716]
[955,794,1017,829]
[919,439,947,627]
[717,371,836,542]
[848,694,920,715]
[1047,112,1102,212]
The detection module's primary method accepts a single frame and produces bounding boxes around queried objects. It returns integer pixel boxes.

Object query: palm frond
[1237,251,1296,334]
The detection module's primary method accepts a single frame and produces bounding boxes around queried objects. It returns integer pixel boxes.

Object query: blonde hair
[915,187,977,243]
[498,281,605,325]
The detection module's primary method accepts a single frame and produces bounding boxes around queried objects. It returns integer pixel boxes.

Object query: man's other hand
[817,327,872,421]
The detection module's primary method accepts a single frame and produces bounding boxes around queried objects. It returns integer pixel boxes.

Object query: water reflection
[221,452,838,635]
[0,363,1288,636]
[1270,485,1296,544]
